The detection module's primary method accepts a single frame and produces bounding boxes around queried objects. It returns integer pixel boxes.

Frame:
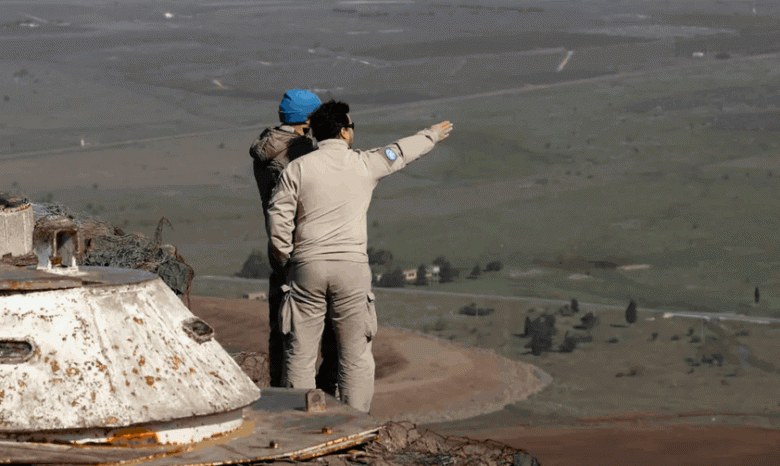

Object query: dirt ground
[188,296,549,424]
[190,296,780,465]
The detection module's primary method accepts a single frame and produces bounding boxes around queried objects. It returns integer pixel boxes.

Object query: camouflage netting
[231,351,271,388]
[32,203,194,298]
[231,353,541,466]
[315,421,540,466]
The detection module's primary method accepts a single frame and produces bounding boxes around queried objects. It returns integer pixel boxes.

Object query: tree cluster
[433,256,459,283]
[376,268,405,288]
[458,303,495,317]
[368,247,393,266]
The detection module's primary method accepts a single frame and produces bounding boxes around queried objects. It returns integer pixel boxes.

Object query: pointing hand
[428,121,453,142]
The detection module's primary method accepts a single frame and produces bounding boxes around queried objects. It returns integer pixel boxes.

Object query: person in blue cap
[249,89,338,394]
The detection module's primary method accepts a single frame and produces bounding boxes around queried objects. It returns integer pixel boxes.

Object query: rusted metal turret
[0,266,260,444]
[0,199,379,465]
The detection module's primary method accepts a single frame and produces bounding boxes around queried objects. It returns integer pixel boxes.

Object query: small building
[403,269,417,282]
[245,291,267,301]
[692,51,705,59]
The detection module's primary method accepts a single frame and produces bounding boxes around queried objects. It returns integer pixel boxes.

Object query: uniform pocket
[365,292,378,341]
[279,284,294,335]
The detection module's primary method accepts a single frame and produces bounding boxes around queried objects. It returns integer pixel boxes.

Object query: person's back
[282,141,376,263]
[247,89,338,394]
[268,100,452,412]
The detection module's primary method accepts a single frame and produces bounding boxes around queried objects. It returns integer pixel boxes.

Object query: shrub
[484,260,503,272]
[377,269,404,288]
[236,249,272,279]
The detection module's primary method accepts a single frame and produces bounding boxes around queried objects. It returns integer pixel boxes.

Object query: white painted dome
[0,266,260,443]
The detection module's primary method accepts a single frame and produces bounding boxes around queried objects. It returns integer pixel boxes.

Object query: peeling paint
[0,267,259,433]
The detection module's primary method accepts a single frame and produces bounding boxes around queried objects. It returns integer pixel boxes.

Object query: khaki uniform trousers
[281,261,376,413]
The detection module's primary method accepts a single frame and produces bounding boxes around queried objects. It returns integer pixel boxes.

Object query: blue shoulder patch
[385,147,398,162]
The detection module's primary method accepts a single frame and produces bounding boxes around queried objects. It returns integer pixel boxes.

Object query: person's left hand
[428,121,453,142]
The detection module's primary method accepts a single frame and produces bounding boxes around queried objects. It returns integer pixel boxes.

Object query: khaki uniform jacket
[268,129,438,267]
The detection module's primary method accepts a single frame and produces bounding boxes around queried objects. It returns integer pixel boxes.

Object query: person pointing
[267,99,452,412]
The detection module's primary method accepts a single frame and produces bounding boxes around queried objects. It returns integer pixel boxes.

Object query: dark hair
[308,100,350,142]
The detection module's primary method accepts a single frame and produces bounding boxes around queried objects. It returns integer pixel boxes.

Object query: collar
[317,139,349,150]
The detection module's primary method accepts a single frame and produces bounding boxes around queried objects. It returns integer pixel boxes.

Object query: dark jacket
[249,125,317,271]
[250,125,317,218]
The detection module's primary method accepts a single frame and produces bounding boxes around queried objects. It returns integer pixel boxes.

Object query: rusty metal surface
[306,389,327,412]
[0,265,157,291]
[0,389,380,465]
[0,439,178,464]
[0,267,260,432]
[0,265,83,290]
[115,388,380,466]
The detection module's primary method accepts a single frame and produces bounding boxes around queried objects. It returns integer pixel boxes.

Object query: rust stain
[132,368,138,374]
[50,360,59,373]
[170,355,182,370]
[189,367,196,374]
[144,376,155,386]
[91,392,96,403]
[138,356,146,367]
[66,366,80,377]
[71,400,77,406]
[133,317,145,325]
[44,356,49,363]
[18,380,24,389]
[125,380,130,387]
[104,416,118,425]
[0,390,4,401]
[105,427,160,447]
[96,361,107,372]
[52,378,63,384]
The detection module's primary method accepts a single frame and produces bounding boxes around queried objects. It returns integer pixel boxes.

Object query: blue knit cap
[278,89,321,124]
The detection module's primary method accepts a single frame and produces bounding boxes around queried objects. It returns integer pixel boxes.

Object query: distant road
[194,275,780,325]
[4,50,780,163]
[373,286,780,325]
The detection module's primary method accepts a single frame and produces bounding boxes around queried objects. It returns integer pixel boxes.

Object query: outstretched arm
[365,121,454,179]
